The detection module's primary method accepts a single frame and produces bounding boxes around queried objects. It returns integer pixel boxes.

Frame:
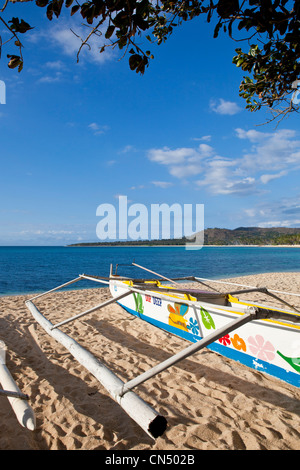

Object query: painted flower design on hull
[248,335,275,361]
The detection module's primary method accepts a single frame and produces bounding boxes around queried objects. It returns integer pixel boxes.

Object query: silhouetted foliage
[1,0,299,119]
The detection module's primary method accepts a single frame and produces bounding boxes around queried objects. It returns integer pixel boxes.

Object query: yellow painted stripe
[227,295,300,330]
[119,281,300,330]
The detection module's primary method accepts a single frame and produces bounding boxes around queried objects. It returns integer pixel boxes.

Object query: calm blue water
[0,246,300,296]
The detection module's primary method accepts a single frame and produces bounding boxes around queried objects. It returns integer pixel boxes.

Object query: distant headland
[68,227,300,247]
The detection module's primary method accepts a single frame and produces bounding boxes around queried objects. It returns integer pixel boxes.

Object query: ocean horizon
[1,245,300,297]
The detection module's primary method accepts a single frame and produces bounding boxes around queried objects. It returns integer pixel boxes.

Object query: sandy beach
[1,272,300,450]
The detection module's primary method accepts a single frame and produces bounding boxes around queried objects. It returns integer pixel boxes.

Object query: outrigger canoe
[110,263,300,389]
[25,262,300,439]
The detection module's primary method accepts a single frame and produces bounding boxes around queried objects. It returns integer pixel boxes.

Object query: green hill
[68,227,300,247]
[199,227,300,245]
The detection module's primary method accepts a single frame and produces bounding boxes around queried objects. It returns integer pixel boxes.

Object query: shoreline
[67,244,300,248]
[2,269,300,298]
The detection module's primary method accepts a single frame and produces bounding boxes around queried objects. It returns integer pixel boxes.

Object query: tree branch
[76,19,104,62]
[0,14,24,60]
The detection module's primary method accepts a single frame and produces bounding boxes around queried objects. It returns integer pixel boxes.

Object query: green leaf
[36,0,49,7]
[213,21,222,38]
[105,25,115,39]
[71,4,80,15]
[217,0,240,18]
[7,54,22,70]
[200,307,215,330]
[129,54,140,70]
[18,61,23,72]
[8,18,33,34]
[46,4,53,20]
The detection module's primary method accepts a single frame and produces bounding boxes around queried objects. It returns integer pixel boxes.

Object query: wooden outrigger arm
[118,310,257,397]
[118,305,300,397]
[131,262,300,314]
[0,389,29,400]
[50,291,132,330]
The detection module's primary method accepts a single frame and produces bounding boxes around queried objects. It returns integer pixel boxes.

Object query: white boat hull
[110,279,300,388]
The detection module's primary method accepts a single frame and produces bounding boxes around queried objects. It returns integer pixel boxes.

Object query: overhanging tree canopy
[1,0,300,120]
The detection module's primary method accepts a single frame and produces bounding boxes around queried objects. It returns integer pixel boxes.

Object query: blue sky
[0,3,300,245]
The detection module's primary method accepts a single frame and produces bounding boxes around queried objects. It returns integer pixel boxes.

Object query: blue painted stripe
[119,303,300,388]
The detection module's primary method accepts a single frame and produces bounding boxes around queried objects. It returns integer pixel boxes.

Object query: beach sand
[1,272,300,450]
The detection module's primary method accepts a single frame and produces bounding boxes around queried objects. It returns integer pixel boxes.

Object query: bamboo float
[0,341,35,430]
[25,296,258,438]
[25,300,167,439]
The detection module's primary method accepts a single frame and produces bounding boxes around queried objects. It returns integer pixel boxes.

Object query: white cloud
[52,27,105,64]
[120,145,137,154]
[106,160,116,166]
[260,171,287,184]
[235,128,300,172]
[29,19,115,67]
[152,181,173,188]
[242,196,300,228]
[45,60,65,70]
[196,158,257,196]
[169,164,202,178]
[88,122,110,135]
[20,230,75,235]
[210,98,241,115]
[147,144,214,179]
[192,135,212,142]
[38,72,62,83]
[235,128,270,142]
[198,143,214,157]
[148,146,201,165]
[50,27,80,56]
[147,127,300,197]
[2,224,94,246]
[244,208,256,217]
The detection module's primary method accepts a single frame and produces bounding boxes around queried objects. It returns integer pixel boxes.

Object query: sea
[0,245,300,297]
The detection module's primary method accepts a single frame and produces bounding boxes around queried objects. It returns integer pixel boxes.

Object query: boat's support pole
[0,389,29,400]
[25,300,167,439]
[118,309,257,397]
[0,341,36,430]
[29,276,83,301]
[193,276,300,298]
[50,291,133,330]
[132,262,182,286]
[227,287,300,313]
